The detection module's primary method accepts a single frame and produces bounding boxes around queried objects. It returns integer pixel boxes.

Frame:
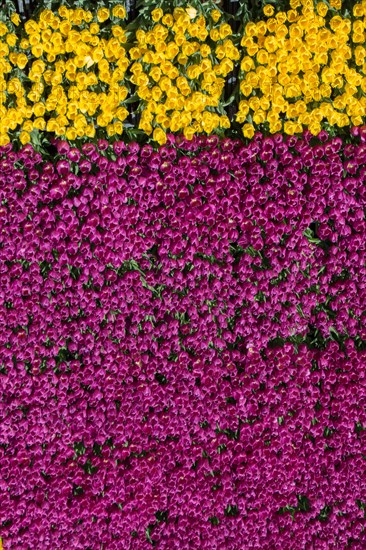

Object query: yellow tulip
[24,20,39,34]
[97,8,110,23]
[33,102,46,117]
[19,131,31,144]
[6,34,17,47]
[257,49,269,64]
[186,6,197,20]
[166,42,180,60]
[162,14,174,27]
[23,120,34,132]
[153,127,167,145]
[151,8,164,23]
[243,123,255,139]
[353,3,364,17]
[329,0,342,9]
[263,5,275,17]
[113,121,123,134]
[112,5,127,19]
[211,10,221,23]
[0,134,10,146]
[183,125,195,140]
[11,13,21,26]
[58,6,69,18]
[219,23,232,39]
[257,21,268,35]
[240,82,253,96]
[66,127,77,140]
[15,54,28,70]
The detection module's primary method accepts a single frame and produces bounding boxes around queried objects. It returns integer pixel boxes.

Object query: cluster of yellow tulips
[0,0,365,146]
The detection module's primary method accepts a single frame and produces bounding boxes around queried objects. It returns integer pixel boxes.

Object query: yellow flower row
[0,0,365,147]
[132,6,237,142]
[237,0,366,138]
[0,5,129,145]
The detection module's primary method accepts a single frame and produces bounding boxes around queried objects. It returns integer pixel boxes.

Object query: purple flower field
[1,129,366,548]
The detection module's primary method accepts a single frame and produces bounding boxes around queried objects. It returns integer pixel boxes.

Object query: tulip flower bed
[1,128,366,548]
[1,0,366,548]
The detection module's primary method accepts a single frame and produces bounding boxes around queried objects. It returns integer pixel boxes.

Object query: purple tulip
[56,159,71,176]
[68,148,81,163]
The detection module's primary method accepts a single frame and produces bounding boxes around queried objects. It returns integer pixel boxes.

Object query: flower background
[0,1,366,549]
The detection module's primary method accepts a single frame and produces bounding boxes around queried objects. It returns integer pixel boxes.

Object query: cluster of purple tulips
[0,128,366,548]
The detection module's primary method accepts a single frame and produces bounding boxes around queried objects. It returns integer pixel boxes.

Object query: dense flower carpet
[0,0,366,548]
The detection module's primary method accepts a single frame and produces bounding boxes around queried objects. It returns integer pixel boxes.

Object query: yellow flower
[151,8,164,22]
[0,22,8,37]
[19,38,29,49]
[19,131,31,144]
[24,19,39,35]
[210,29,220,41]
[253,110,266,124]
[33,102,46,117]
[257,49,269,64]
[351,115,363,126]
[243,123,255,139]
[197,44,210,59]
[153,127,167,145]
[66,127,77,140]
[40,9,53,26]
[219,23,232,39]
[287,10,299,23]
[316,2,328,17]
[240,82,253,96]
[0,134,10,146]
[16,54,28,69]
[112,5,127,19]
[186,6,197,20]
[329,0,342,8]
[241,56,255,72]
[136,29,146,44]
[183,125,195,140]
[263,5,275,17]
[217,58,233,76]
[220,115,230,128]
[187,65,201,80]
[165,42,180,60]
[269,120,282,133]
[215,44,225,60]
[249,96,261,111]
[11,13,21,26]
[149,66,162,82]
[116,106,128,120]
[97,8,110,23]
[162,14,174,27]
[23,120,34,133]
[159,76,172,91]
[211,9,221,23]
[7,78,22,95]
[256,21,268,35]
[284,121,296,135]
[151,86,163,101]
[113,121,123,134]
[111,25,125,42]
[353,3,364,17]
[58,6,69,18]
[264,35,278,53]
[309,122,321,135]
[6,34,17,47]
